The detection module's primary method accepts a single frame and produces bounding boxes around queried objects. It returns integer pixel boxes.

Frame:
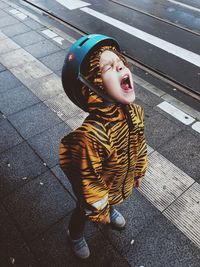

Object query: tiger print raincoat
[59,89,147,223]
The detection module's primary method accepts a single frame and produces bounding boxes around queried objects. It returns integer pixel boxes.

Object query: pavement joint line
[0,30,200,250]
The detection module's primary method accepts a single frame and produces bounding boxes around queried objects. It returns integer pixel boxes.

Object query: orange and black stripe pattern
[60,102,147,222]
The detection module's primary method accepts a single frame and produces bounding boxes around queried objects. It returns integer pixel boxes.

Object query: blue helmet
[62,34,120,111]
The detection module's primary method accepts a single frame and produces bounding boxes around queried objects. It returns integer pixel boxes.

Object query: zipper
[122,110,131,199]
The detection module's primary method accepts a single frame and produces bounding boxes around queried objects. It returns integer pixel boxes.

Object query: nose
[116,62,124,72]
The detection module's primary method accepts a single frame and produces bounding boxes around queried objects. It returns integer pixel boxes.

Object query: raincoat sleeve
[59,130,110,223]
[134,106,148,186]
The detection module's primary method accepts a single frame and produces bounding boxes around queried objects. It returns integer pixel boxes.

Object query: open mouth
[120,75,132,92]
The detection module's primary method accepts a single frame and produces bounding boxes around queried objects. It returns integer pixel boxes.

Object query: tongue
[121,82,130,91]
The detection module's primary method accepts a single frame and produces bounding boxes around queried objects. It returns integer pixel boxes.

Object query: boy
[60,34,147,259]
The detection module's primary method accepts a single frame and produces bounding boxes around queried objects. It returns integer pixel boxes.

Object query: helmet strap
[78,73,115,105]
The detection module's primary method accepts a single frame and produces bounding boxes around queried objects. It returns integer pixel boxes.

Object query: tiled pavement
[0,0,200,266]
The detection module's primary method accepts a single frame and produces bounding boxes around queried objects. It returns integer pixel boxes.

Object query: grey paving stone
[0,119,23,153]
[29,215,129,267]
[0,111,4,121]
[23,17,45,30]
[0,14,19,28]
[51,165,76,200]
[0,63,6,72]
[0,9,7,18]
[0,204,38,267]
[0,142,47,198]
[1,22,31,37]
[135,82,163,107]
[24,38,61,59]
[0,70,22,93]
[12,30,46,47]
[158,130,200,182]
[54,68,62,77]
[8,102,62,139]
[0,1,10,9]
[3,170,75,242]
[0,85,40,115]
[27,122,71,168]
[39,49,66,71]
[100,190,161,254]
[125,214,200,267]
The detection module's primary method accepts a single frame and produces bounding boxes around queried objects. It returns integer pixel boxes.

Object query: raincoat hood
[81,45,134,126]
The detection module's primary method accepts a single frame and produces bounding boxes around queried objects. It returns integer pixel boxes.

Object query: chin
[123,94,135,104]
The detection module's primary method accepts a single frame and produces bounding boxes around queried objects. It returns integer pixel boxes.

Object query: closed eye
[101,64,112,73]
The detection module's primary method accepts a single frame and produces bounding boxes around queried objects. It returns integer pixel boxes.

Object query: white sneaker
[110,208,126,229]
[67,230,90,259]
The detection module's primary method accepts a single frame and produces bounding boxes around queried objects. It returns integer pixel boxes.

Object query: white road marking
[157,101,196,125]
[192,121,200,133]
[42,29,58,38]
[15,13,27,20]
[2,31,200,248]
[81,7,200,67]
[168,0,200,13]
[9,8,27,20]
[53,36,64,45]
[56,0,90,10]
[161,94,200,121]
[9,9,20,15]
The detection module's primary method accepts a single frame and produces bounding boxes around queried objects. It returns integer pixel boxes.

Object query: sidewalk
[0,0,200,266]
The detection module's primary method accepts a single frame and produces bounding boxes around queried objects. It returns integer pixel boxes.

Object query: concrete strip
[157,101,196,125]
[0,48,36,68]
[28,73,63,101]
[44,93,84,122]
[147,145,154,155]
[164,182,200,248]
[139,151,195,212]
[0,38,20,55]
[65,112,89,130]
[10,61,52,86]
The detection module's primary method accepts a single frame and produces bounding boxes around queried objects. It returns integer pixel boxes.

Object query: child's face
[99,50,135,104]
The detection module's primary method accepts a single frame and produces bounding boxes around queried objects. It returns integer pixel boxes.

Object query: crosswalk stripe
[81,7,200,67]
[1,32,200,248]
[56,0,90,10]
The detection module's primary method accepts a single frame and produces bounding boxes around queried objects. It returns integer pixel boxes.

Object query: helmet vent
[79,38,89,47]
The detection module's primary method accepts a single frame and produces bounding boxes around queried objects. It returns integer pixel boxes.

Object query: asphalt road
[22,0,200,95]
